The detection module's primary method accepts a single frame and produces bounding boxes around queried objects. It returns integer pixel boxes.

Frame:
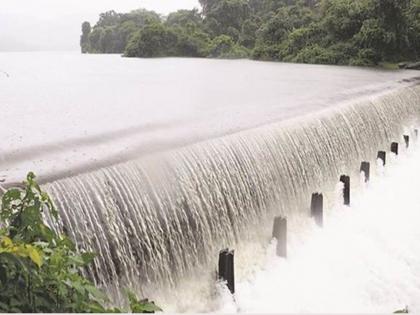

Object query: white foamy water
[217,138,420,313]
[2,52,420,312]
[43,85,420,312]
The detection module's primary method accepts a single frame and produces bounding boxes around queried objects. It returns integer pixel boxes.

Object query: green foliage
[125,23,178,57]
[287,44,340,64]
[239,19,258,48]
[127,292,162,313]
[81,0,420,66]
[321,0,371,41]
[208,35,249,59]
[0,173,161,313]
[80,22,91,53]
[86,9,161,54]
[199,0,219,16]
[166,9,202,28]
[205,0,251,36]
[175,26,211,57]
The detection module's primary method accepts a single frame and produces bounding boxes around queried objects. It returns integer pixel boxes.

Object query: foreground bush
[0,172,161,313]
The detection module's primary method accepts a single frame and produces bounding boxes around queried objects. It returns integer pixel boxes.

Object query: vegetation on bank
[0,172,161,313]
[80,0,420,67]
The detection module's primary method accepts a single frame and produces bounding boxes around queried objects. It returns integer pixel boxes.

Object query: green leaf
[127,291,162,313]
[131,301,163,313]
[68,254,86,267]
[81,252,96,265]
[58,236,76,251]
[85,284,108,302]
[27,246,43,268]
[1,236,13,247]
[84,302,107,313]
[2,189,22,200]
[50,251,64,268]
[0,301,10,312]
[0,172,162,313]
[1,189,22,215]
[71,280,87,296]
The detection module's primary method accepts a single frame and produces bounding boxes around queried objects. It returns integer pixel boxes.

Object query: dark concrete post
[360,161,370,182]
[340,175,350,206]
[391,142,399,155]
[377,151,386,166]
[415,129,418,139]
[272,216,287,258]
[310,193,323,227]
[403,135,409,148]
[218,249,235,294]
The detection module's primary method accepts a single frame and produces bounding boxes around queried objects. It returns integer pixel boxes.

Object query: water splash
[44,85,420,310]
[219,137,420,313]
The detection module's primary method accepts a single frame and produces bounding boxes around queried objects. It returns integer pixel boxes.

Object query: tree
[96,10,122,28]
[407,0,420,56]
[239,19,258,48]
[80,22,91,53]
[88,27,105,53]
[208,34,249,58]
[371,0,412,60]
[82,9,161,54]
[124,9,161,28]
[175,25,211,57]
[205,0,251,36]
[125,23,179,58]
[199,0,219,16]
[354,18,391,58]
[321,0,371,41]
[166,9,203,27]
[101,26,118,53]
[82,0,420,66]
[255,10,292,46]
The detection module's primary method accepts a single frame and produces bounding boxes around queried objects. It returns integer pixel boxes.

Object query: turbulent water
[2,52,420,311]
[219,139,420,313]
[43,84,420,311]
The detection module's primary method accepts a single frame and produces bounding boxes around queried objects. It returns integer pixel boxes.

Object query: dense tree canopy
[81,0,420,66]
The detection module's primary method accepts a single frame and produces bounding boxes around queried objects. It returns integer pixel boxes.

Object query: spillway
[42,83,420,310]
[3,52,420,311]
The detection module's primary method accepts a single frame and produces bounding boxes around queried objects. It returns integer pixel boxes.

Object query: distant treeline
[80,0,420,66]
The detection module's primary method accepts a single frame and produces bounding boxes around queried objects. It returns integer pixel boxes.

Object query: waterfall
[44,85,420,310]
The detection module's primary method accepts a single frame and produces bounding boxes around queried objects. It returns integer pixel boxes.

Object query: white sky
[0,0,200,51]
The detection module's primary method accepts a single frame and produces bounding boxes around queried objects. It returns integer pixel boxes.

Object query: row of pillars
[218,132,415,295]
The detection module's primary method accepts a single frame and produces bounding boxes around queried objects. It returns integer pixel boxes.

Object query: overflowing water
[1,52,419,184]
[218,136,420,313]
[43,84,420,311]
[2,52,420,311]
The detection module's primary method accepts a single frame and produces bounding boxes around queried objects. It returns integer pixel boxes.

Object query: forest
[80,0,420,67]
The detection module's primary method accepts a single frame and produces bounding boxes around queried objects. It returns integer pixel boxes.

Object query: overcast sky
[0,0,200,51]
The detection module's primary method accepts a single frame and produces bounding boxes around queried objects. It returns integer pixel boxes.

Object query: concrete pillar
[272,216,287,258]
[218,249,235,294]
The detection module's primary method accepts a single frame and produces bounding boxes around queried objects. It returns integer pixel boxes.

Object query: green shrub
[125,23,178,57]
[289,44,341,65]
[0,172,161,313]
[175,26,211,57]
[349,48,381,66]
[207,35,249,59]
[252,44,282,61]
[84,0,420,67]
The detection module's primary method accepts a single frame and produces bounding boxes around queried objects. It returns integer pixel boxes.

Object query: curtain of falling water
[44,85,420,308]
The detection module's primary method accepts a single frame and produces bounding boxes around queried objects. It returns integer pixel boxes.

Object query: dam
[1,52,420,311]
